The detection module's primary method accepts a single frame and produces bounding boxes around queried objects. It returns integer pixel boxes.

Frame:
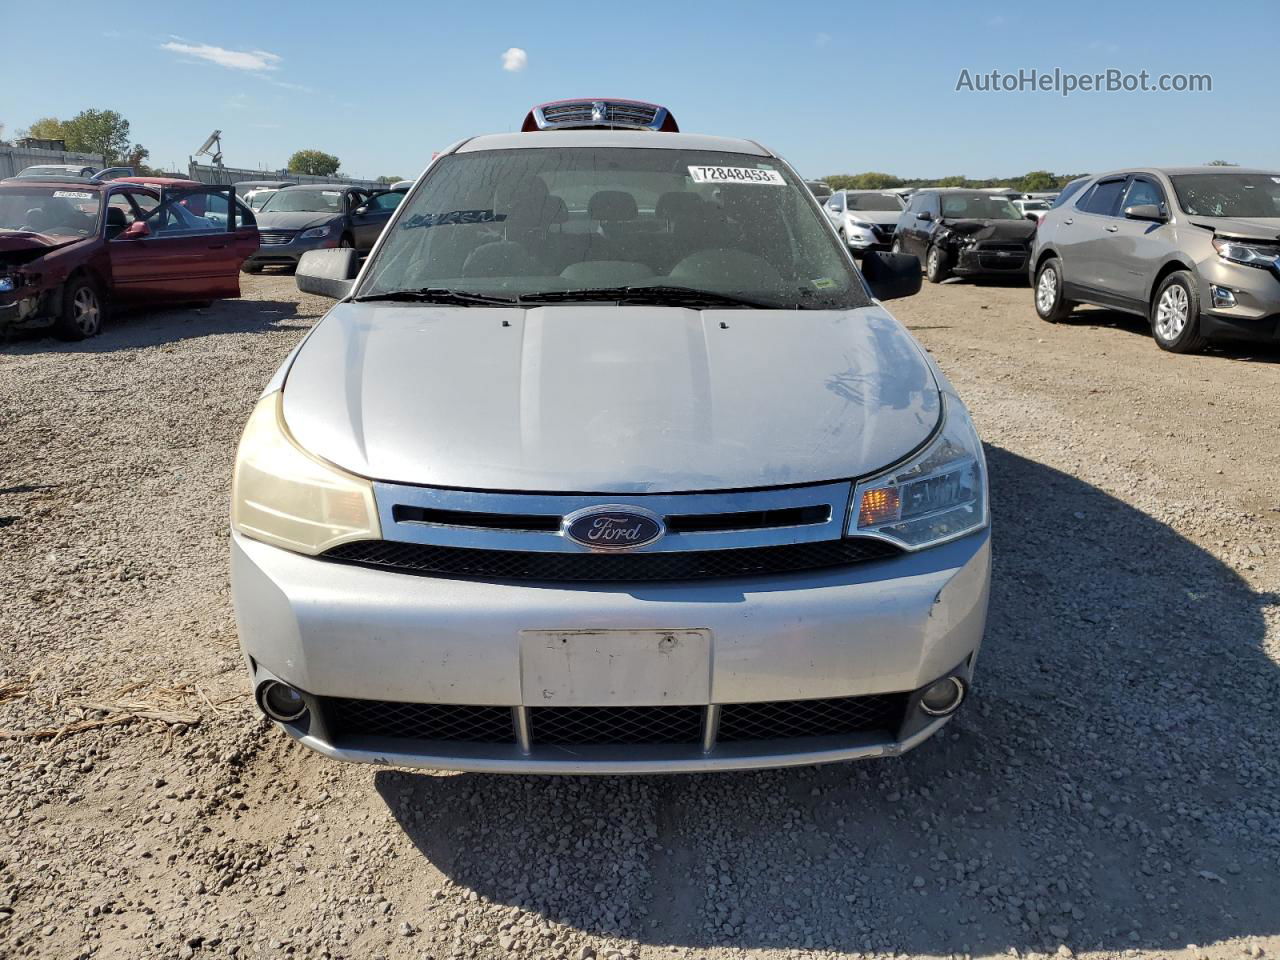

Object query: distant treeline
[822,170,1086,192]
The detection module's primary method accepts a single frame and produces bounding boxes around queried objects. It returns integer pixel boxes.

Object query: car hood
[1187,216,1280,241]
[848,210,902,226]
[939,218,1037,241]
[281,304,941,494]
[254,211,338,231]
[0,231,81,264]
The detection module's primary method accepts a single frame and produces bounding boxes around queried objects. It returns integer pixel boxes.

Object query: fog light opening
[1210,285,1237,309]
[257,680,308,723]
[919,676,966,717]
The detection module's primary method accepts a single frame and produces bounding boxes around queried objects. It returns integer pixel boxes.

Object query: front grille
[315,693,910,750]
[321,537,901,582]
[717,693,907,742]
[541,101,659,126]
[325,699,516,743]
[259,230,296,245]
[873,224,897,241]
[530,705,704,745]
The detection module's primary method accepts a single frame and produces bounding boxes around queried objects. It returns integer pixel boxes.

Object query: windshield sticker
[53,191,94,199]
[400,209,506,230]
[811,277,835,289]
[688,166,786,186]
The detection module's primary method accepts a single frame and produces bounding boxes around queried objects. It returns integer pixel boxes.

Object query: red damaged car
[0,177,259,340]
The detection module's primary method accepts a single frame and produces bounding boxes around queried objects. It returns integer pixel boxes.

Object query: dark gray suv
[1031,166,1280,353]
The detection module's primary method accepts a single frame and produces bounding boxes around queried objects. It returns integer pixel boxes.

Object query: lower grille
[529,705,704,745]
[315,693,910,750]
[717,693,906,742]
[325,699,516,743]
[321,538,901,582]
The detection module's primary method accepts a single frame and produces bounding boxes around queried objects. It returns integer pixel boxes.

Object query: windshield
[940,195,1023,220]
[1171,173,1280,218]
[247,191,277,211]
[0,187,101,238]
[260,189,344,214]
[359,146,869,310]
[847,193,904,212]
[1020,200,1049,211]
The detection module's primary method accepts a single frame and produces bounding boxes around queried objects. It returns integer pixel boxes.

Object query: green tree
[1205,160,1237,166]
[376,174,404,184]
[288,149,341,176]
[61,109,133,164]
[1020,170,1058,192]
[19,116,68,141]
[823,172,905,191]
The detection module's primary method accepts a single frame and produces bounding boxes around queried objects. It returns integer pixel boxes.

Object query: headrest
[588,190,638,221]
[506,194,569,229]
[106,207,128,227]
[655,191,704,221]
[495,177,549,210]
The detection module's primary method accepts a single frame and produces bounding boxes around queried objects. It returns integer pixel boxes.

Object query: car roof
[112,176,201,187]
[1089,165,1280,179]
[843,188,901,194]
[277,183,360,191]
[454,129,773,156]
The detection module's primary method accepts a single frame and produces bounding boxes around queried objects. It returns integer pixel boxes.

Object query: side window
[1123,177,1165,210]
[1081,179,1127,217]
[830,193,845,212]
[144,187,233,236]
[347,191,367,212]
[105,193,137,238]
[925,193,941,216]
[366,192,404,213]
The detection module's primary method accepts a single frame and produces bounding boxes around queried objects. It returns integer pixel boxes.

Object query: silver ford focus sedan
[230,99,991,774]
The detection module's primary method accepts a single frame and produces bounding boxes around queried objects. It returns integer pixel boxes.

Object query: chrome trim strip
[286,716,950,775]
[702,705,721,754]
[372,480,854,554]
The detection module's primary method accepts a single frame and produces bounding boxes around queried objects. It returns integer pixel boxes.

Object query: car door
[910,193,940,258]
[348,189,399,250]
[103,187,162,302]
[109,185,244,302]
[1057,176,1128,300]
[1104,175,1175,304]
[825,191,845,227]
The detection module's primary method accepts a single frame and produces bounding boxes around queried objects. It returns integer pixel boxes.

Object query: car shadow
[0,297,312,354]
[374,446,1278,955]
[1066,306,1280,363]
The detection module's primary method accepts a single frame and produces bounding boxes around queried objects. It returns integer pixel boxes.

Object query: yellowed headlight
[230,392,380,555]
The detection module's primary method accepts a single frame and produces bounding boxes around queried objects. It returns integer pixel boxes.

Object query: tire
[241,263,263,275]
[1033,257,1075,322]
[925,244,951,283]
[54,275,105,341]
[1150,270,1207,354]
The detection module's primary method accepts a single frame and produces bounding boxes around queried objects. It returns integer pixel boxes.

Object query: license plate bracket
[519,629,711,707]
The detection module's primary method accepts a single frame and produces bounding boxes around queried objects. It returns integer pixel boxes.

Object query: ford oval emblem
[562,505,664,551]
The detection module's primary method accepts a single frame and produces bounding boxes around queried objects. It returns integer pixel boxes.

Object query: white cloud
[161,39,282,72]
[501,47,528,72]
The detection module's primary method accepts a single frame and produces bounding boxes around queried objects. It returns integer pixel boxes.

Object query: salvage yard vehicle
[230,98,990,774]
[0,177,258,339]
[893,188,1037,283]
[234,180,298,213]
[1032,166,1280,353]
[824,189,906,255]
[241,183,398,273]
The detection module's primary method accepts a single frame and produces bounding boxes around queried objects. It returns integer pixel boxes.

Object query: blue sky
[2,0,1273,181]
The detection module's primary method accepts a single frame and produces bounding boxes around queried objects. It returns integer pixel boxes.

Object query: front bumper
[843,225,895,253]
[232,528,990,773]
[244,232,335,269]
[1195,258,1280,342]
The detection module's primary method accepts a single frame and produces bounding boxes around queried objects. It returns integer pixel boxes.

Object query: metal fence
[187,162,383,190]
[0,145,106,179]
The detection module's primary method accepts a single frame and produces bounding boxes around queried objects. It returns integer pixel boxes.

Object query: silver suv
[1031,166,1280,353]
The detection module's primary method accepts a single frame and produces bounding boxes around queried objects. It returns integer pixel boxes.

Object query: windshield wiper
[517,285,784,309]
[352,288,519,306]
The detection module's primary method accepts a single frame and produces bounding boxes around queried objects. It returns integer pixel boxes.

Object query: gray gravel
[1,275,1277,960]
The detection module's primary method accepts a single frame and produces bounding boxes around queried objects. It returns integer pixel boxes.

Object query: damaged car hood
[1187,216,1280,241]
[0,231,80,262]
[281,303,942,494]
[939,218,1037,242]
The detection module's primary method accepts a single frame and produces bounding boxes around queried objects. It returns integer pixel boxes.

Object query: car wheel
[54,276,105,341]
[1151,271,1207,354]
[1034,257,1075,322]
[925,244,951,283]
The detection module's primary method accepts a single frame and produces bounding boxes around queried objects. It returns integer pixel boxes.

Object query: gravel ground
[1,274,1277,960]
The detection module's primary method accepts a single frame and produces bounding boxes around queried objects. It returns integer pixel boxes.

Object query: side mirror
[1124,203,1166,223]
[1026,213,1040,222]
[296,248,359,299]
[120,220,151,239]
[916,210,933,222]
[861,250,922,302]
[353,205,369,216]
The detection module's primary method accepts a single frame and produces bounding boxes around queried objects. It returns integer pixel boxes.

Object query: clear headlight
[0,276,14,293]
[848,395,988,550]
[848,218,875,230]
[1212,237,1280,269]
[231,392,380,555]
[300,225,332,239]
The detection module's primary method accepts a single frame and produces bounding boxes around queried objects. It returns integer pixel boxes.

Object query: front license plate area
[519,629,711,707]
